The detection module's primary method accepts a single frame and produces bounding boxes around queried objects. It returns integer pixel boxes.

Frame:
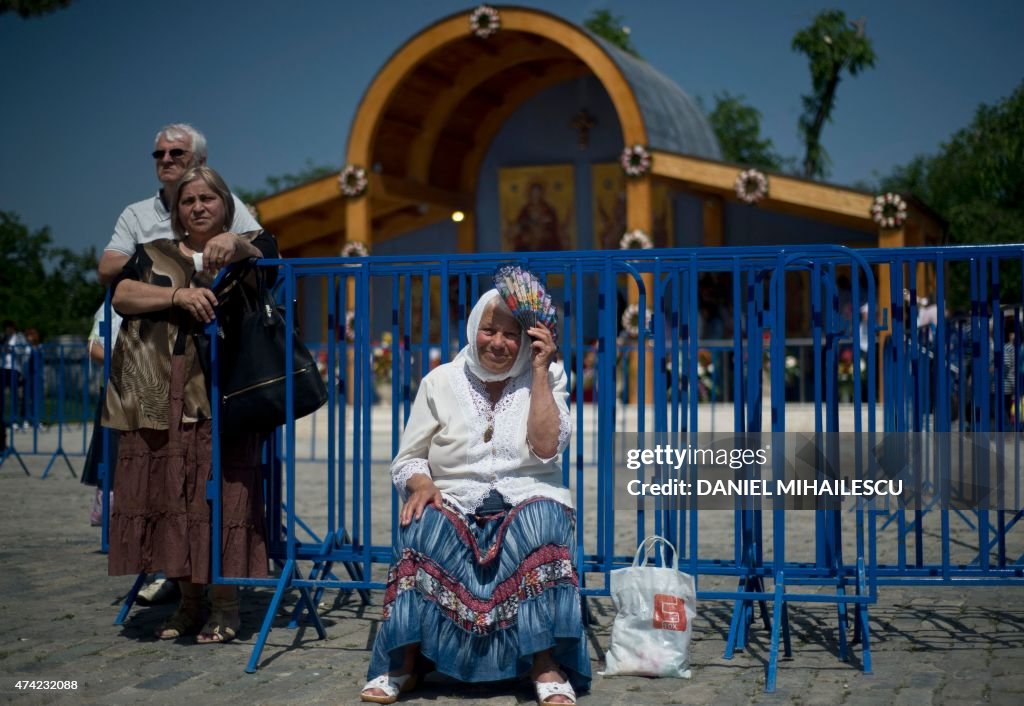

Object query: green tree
[0,211,102,338]
[43,246,104,336]
[792,10,876,179]
[584,9,640,58]
[879,81,1024,308]
[235,159,337,204]
[0,0,73,17]
[880,82,1024,227]
[703,92,788,171]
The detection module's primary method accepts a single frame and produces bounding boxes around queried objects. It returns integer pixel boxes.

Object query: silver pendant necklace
[482,380,507,443]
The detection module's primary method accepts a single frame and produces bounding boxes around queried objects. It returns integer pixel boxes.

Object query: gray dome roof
[590,35,722,160]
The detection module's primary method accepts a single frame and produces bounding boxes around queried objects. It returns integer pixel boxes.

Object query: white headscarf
[454,289,531,382]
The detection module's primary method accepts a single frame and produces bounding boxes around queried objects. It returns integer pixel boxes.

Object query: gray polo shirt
[104,191,260,255]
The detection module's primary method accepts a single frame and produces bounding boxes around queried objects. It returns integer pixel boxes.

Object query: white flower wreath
[619,229,653,250]
[338,164,368,198]
[344,310,356,343]
[340,240,369,258]
[734,168,769,204]
[620,304,652,339]
[871,192,908,229]
[620,144,651,177]
[469,5,500,38]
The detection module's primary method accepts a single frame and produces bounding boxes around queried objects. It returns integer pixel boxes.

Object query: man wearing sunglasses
[97,123,260,284]
[94,123,260,605]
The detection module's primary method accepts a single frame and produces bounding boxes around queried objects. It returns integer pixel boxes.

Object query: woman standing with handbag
[104,165,278,644]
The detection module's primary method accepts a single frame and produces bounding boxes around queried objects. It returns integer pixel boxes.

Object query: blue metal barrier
[187,246,880,687]
[98,243,1024,691]
[1,341,93,478]
[871,247,1024,585]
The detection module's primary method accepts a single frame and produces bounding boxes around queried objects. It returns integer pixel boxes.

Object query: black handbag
[209,263,327,435]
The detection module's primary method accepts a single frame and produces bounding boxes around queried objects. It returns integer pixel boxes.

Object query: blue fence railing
[1,341,98,478]
[84,243,1024,691]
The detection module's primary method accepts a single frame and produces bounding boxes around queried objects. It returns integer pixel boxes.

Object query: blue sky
[1,0,1021,254]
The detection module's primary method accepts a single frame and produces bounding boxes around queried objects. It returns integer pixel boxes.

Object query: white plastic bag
[603,536,697,678]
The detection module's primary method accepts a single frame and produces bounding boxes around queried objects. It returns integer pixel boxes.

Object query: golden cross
[570,109,597,150]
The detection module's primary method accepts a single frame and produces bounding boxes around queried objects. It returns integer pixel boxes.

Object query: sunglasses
[152,148,190,160]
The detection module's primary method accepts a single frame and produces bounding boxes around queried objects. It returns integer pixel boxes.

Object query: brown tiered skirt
[107,357,268,583]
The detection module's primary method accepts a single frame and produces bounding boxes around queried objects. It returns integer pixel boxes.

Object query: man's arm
[99,210,136,285]
[98,251,130,285]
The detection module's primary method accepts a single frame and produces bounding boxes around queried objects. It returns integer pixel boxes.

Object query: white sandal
[360,673,417,704]
[535,677,576,705]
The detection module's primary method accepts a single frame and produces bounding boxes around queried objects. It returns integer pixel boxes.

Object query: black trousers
[1,369,26,451]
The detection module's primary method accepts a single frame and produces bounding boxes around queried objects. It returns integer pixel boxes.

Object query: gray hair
[154,123,207,163]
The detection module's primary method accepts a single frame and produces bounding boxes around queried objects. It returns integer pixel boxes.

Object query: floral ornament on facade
[734,168,769,204]
[338,164,368,198]
[469,5,500,38]
[340,240,369,258]
[620,144,652,177]
[619,229,653,250]
[620,304,652,339]
[343,310,356,343]
[871,192,908,229]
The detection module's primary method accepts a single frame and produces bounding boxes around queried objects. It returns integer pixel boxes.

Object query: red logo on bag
[653,594,687,631]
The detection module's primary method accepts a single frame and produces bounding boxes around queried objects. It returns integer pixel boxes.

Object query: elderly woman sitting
[104,165,277,644]
[361,290,590,705]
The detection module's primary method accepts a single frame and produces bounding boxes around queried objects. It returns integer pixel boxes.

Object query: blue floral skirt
[367,496,592,691]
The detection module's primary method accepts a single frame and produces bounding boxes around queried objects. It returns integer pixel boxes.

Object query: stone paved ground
[2,423,1024,705]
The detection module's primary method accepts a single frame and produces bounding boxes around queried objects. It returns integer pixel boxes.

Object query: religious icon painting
[592,163,626,251]
[591,163,674,250]
[499,164,575,252]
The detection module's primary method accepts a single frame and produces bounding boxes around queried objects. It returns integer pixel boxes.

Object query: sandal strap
[361,673,412,698]
[198,616,238,642]
[206,596,241,635]
[536,679,576,704]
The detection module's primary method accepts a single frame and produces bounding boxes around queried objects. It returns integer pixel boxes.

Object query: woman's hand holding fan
[493,265,558,342]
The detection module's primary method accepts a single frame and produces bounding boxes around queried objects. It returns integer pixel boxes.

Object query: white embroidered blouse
[390,359,574,514]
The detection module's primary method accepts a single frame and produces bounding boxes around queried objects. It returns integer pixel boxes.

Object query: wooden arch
[344,6,652,251]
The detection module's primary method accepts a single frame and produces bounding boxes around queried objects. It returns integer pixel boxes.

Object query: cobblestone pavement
[2,430,1024,705]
